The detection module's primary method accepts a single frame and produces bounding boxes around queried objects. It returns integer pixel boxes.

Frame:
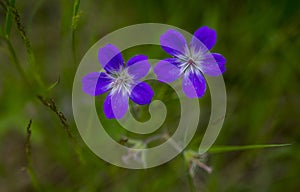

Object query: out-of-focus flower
[184,150,212,176]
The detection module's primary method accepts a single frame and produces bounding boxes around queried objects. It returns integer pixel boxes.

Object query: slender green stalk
[208,143,291,153]
[71,0,80,65]
[72,30,77,64]
[1,0,30,84]
[37,95,85,164]
[182,154,196,192]
[6,2,45,89]
[4,0,15,38]
[0,36,30,85]
[25,120,41,191]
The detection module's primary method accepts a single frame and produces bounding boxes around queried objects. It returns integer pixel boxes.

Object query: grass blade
[72,0,80,31]
[8,2,45,90]
[46,77,60,92]
[208,143,292,153]
[4,0,15,38]
[37,95,85,164]
[25,120,40,191]
[72,0,80,65]
[0,36,30,85]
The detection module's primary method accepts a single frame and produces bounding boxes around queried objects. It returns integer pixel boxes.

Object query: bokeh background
[0,0,300,191]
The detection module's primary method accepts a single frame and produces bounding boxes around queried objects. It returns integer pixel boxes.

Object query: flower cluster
[82,26,226,119]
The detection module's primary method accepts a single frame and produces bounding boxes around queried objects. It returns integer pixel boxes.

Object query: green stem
[72,32,77,64]
[37,95,85,164]
[4,0,15,38]
[71,0,80,65]
[182,154,196,192]
[0,36,30,85]
[25,120,41,191]
[5,2,45,90]
[208,143,292,153]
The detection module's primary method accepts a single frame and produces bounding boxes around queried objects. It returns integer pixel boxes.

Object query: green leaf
[207,143,292,153]
[46,77,60,91]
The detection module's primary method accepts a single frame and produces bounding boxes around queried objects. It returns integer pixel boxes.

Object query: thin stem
[37,95,85,164]
[143,134,163,145]
[182,154,196,192]
[208,143,292,153]
[25,119,40,191]
[191,158,212,174]
[162,133,182,152]
[0,36,30,85]
[4,0,15,38]
[10,4,45,89]
[71,0,80,65]
[72,32,77,64]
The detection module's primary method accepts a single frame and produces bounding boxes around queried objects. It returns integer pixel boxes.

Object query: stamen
[110,68,133,95]
[177,46,203,75]
[188,59,194,65]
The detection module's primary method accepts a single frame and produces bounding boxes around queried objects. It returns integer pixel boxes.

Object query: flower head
[82,44,154,119]
[154,26,226,98]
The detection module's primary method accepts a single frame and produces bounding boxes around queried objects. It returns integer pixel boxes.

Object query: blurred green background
[0,0,300,191]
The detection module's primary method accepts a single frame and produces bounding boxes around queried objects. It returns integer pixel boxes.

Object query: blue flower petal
[98,44,124,73]
[154,59,181,83]
[103,95,114,118]
[104,92,129,119]
[160,29,187,56]
[127,54,147,66]
[127,55,151,80]
[212,53,226,74]
[190,26,217,51]
[164,58,182,67]
[130,82,154,105]
[182,72,206,98]
[200,53,226,76]
[82,72,112,96]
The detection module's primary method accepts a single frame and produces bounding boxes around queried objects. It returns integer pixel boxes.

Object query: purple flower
[154,26,226,98]
[82,44,154,119]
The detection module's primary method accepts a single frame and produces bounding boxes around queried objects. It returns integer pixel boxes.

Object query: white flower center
[176,46,203,75]
[109,67,133,96]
